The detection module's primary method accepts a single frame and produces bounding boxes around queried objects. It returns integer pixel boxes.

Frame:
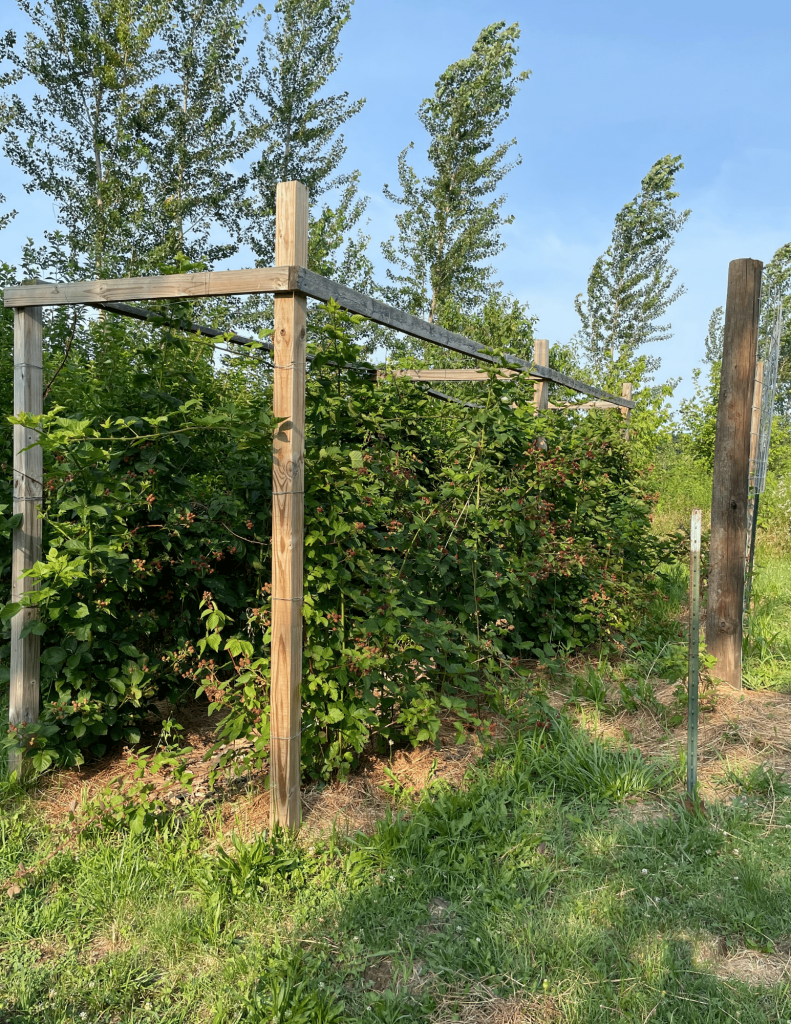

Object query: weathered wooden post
[620,382,633,439]
[706,258,763,689]
[533,338,549,411]
[270,181,308,829]
[9,302,44,775]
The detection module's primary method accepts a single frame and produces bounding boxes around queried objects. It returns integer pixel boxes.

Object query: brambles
[0,305,673,778]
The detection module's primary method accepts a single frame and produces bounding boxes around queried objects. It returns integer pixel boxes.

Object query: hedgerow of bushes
[0,299,673,778]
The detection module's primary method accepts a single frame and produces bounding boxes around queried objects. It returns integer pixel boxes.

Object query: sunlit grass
[744,548,791,692]
[3,726,791,1023]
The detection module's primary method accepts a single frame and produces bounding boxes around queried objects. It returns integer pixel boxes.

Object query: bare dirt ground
[31,671,791,847]
[31,698,507,843]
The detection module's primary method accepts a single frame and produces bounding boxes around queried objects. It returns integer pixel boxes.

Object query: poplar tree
[0,0,165,276]
[242,0,364,267]
[142,0,259,269]
[381,22,529,325]
[574,155,690,390]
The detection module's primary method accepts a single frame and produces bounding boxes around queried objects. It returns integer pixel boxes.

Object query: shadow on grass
[2,723,791,1023]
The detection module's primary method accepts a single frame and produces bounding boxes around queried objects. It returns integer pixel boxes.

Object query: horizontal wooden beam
[3,266,296,306]
[549,400,622,410]
[381,368,527,382]
[4,265,634,409]
[296,269,635,409]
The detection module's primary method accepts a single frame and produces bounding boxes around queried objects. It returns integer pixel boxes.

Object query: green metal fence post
[687,509,702,797]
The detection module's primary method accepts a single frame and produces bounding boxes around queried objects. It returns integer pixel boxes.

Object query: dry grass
[430,987,557,1023]
[553,679,791,801]
[697,934,791,987]
[31,698,503,843]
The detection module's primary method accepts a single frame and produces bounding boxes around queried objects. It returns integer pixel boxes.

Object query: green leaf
[20,620,47,639]
[41,646,67,667]
[0,602,21,622]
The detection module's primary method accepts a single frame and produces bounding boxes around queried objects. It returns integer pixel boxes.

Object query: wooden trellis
[4,180,635,828]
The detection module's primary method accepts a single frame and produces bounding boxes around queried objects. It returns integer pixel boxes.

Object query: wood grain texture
[621,382,633,440]
[548,400,623,410]
[381,368,524,382]
[706,258,763,689]
[533,340,549,411]
[296,268,635,409]
[269,182,309,831]
[9,306,43,775]
[4,267,295,307]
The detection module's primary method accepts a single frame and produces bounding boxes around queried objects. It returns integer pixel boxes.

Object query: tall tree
[381,22,529,327]
[574,155,690,390]
[704,305,724,364]
[242,0,364,267]
[0,0,165,276]
[141,0,259,269]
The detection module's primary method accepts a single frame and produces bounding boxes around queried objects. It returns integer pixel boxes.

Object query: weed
[723,762,791,798]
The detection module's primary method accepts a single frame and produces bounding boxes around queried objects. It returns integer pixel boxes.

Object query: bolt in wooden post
[687,509,702,797]
[620,382,632,440]
[9,304,44,776]
[270,181,309,830]
[533,339,549,412]
[706,258,763,689]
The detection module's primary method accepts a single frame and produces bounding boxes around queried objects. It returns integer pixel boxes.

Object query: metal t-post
[687,509,702,797]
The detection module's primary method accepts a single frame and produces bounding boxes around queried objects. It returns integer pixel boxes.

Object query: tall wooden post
[9,305,44,775]
[620,382,633,440]
[270,181,308,829]
[706,258,763,689]
[533,338,549,411]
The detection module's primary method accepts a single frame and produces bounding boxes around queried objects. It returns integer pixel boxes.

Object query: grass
[650,451,713,537]
[4,478,791,1022]
[744,554,791,692]
[2,719,791,1023]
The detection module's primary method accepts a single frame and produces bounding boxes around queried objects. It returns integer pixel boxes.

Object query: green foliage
[381,22,529,339]
[678,360,720,469]
[243,0,365,267]
[242,966,344,1024]
[574,154,690,392]
[1,294,671,778]
[761,242,791,415]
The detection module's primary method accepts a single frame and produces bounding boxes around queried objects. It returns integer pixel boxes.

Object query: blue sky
[2,0,790,401]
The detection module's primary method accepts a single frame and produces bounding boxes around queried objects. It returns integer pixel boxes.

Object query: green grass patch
[3,722,791,1023]
[744,551,791,692]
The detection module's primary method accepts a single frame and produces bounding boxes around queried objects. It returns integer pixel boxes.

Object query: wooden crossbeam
[3,266,635,410]
[549,400,622,410]
[3,267,294,306]
[296,270,635,409]
[380,368,525,382]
